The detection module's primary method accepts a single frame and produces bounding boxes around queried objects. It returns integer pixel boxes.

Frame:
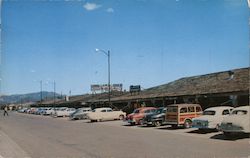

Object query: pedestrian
[3,106,8,116]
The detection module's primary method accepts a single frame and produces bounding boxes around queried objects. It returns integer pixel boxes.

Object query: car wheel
[184,120,192,129]
[138,119,143,125]
[119,115,125,120]
[215,124,220,131]
[130,122,135,126]
[171,124,178,128]
[154,121,161,127]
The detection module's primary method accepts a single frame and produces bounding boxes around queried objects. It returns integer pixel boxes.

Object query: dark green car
[142,107,167,127]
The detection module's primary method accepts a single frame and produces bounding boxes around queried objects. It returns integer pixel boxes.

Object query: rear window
[144,110,150,113]
[167,107,177,113]
[222,110,230,115]
[151,109,156,113]
[232,110,247,115]
[203,110,216,115]
[133,109,140,113]
[196,106,202,112]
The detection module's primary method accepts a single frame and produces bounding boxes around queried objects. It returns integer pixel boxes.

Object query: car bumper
[127,119,136,123]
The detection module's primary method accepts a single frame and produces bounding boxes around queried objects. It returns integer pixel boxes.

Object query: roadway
[0,111,249,158]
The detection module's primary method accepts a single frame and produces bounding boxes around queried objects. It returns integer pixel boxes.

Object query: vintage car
[165,104,202,128]
[126,107,157,125]
[53,108,76,117]
[18,108,29,113]
[86,107,126,122]
[43,107,56,115]
[142,107,167,127]
[192,106,233,131]
[69,107,92,120]
[220,106,250,137]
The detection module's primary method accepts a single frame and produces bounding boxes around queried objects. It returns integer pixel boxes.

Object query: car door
[106,109,114,120]
[100,109,107,120]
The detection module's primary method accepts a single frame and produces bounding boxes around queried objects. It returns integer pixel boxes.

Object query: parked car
[220,105,250,137]
[50,107,63,116]
[40,107,50,115]
[165,104,202,128]
[126,107,157,125]
[142,107,167,127]
[192,106,233,131]
[87,107,126,122]
[69,107,92,120]
[29,108,38,114]
[53,108,76,117]
[43,107,56,115]
[18,108,28,113]
[36,107,46,115]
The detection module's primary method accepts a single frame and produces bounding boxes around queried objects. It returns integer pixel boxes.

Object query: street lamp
[95,48,111,107]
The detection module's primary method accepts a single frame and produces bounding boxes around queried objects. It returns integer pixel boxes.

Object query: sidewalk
[0,129,30,158]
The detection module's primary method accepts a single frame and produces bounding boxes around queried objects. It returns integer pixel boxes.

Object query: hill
[0,92,62,105]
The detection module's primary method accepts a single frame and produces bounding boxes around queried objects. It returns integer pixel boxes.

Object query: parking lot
[0,111,249,158]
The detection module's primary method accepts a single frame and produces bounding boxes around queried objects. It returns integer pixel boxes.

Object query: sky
[1,0,249,95]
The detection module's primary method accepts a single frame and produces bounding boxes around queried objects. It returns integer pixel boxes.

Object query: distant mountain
[0,91,62,105]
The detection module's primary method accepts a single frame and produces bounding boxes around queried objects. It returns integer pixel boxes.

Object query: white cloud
[83,2,101,11]
[106,8,114,13]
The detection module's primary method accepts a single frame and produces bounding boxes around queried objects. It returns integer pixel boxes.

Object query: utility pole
[53,81,56,106]
[40,80,43,104]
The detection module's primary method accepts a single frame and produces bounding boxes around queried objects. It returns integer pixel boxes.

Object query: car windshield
[156,108,163,114]
[203,110,216,115]
[232,110,248,115]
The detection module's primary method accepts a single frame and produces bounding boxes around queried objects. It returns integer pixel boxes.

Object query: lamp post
[95,48,111,107]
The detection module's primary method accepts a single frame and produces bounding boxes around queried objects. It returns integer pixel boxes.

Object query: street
[0,111,249,158]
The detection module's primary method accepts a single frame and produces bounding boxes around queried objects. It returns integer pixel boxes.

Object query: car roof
[232,105,250,111]
[136,107,156,111]
[204,106,233,111]
[94,107,112,110]
[78,107,91,109]
[167,104,201,107]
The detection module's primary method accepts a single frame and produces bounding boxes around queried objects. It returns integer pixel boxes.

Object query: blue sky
[1,0,249,95]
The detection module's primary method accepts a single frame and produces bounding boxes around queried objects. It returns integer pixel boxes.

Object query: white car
[69,107,92,120]
[220,106,250,137]
[53,108,76,117]
[43,107,56,115]
[86,107,126,122]
[192,106,233,131]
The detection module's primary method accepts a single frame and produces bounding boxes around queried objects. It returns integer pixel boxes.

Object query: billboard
[129,85,141,93]
[91,84,123,93]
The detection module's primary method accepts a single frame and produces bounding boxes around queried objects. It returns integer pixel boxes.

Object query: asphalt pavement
[0,111,249,158]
